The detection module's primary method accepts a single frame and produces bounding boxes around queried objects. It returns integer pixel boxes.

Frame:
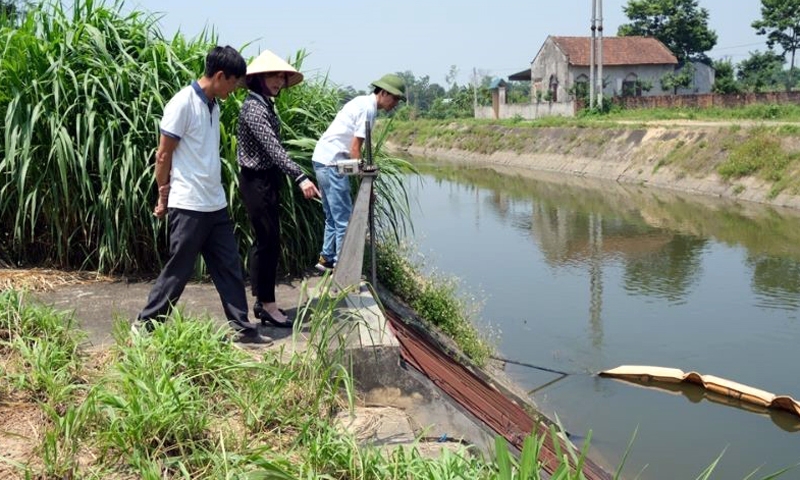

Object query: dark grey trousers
[137,207,257,334]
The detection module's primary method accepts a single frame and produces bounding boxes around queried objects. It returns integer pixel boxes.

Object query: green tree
[618,0,718,62]
[711,58,741,94]
[337,85,364,104]
[737,50,785,91]
[445,64,459,95]
[393,71,457,117]
[506,81,531,103]
[427,84,478,119]
[752,0,800,71]
[395,71,430,117]
[660,61,695,94]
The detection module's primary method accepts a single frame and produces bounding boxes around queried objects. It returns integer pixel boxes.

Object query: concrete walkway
[36,275,321,350]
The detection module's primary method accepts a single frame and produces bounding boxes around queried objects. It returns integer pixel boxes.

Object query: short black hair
[204,45,246,79]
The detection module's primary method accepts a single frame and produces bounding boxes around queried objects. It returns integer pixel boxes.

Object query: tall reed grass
[0,0,414,275]
[1,0,209,273]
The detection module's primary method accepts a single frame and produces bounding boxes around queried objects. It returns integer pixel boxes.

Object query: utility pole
[597,0,604,109]
[589,0,596,109]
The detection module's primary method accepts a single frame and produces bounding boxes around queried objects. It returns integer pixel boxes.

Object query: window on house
[622,73,642,97]
[548,75,558,102]
[575,74,589,98]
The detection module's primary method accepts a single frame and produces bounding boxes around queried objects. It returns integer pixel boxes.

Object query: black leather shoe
[233,331,273,346]
[254,301,293,328]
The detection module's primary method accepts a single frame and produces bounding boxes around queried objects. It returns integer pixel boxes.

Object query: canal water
[401,160,800,479]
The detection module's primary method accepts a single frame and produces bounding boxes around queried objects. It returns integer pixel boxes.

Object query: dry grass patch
[0,400,46,478]
[0,269,113,293]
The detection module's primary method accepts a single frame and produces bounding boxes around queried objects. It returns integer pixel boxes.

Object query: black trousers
[138,207,256,333]
[239,167,282,304]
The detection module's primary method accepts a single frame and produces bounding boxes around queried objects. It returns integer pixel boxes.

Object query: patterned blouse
[236,92,308,184]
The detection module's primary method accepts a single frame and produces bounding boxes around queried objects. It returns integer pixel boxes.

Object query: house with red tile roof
[509,35,713,103]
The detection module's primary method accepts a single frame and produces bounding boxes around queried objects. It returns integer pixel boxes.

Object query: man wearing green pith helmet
[311,73,406,272]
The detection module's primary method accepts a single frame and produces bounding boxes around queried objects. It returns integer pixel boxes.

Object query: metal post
[597,0,604,109]
[365,119,377,288]
[590,0,596,109]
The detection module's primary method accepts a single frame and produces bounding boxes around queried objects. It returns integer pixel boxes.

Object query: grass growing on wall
[717,127,800,198]
[374,240,493,364]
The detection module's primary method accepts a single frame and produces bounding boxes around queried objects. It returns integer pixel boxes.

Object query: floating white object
[599,365,800,419]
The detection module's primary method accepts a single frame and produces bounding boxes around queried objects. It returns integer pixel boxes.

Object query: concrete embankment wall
[388,123,800,211]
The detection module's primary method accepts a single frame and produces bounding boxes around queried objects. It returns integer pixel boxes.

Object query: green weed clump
[375,241,492,364]
[717,130,800,198]
[0,289,85,406]
[0,285,352,478]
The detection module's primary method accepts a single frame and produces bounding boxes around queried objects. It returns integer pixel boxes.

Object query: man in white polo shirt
[311,73,406,271]
[134,46,269,345]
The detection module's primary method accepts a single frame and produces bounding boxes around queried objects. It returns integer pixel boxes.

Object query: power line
[709,41,768,52]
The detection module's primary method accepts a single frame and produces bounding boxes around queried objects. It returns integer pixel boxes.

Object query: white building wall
[569,64,675,97]
[676,61,715,94]
[475,102,575,120]
[531,38,571,102]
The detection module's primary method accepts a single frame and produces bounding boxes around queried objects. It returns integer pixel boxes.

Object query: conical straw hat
[246,50,304,88]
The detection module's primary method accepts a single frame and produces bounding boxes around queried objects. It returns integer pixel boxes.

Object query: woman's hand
[299,179,320,199]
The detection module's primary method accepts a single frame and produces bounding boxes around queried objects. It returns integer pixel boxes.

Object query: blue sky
[127,0,767,89]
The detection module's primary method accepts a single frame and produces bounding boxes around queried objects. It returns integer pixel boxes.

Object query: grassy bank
[600,103,800,122]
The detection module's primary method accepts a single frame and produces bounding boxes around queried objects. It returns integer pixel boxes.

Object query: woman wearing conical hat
[237,50,320,328]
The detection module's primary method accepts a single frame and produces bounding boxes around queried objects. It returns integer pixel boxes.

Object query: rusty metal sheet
[383,305,611,479]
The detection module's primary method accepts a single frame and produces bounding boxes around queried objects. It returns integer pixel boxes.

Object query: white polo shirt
[159,81,227,212]
[312,93,377,166]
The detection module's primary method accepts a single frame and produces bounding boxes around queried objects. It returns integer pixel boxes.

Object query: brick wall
[613,91,800,109]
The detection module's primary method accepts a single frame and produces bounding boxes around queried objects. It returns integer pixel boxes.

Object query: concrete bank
[388,122,800,211]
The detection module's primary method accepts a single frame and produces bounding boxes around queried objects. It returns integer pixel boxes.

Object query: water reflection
[416,162,800,311]
[748,255,800,312]
[606,377,800,433]
[621,235,706,305]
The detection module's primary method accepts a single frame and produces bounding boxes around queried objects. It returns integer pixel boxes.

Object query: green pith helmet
[370,73,406,101]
